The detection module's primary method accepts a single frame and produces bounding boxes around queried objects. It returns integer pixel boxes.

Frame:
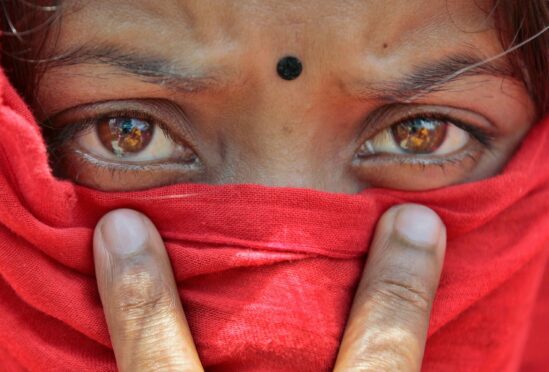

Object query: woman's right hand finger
[93,209,203,372]
[334,204,447,372]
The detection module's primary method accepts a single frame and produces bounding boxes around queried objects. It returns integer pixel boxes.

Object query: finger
[334,204,446,372]
[94,209,203,372]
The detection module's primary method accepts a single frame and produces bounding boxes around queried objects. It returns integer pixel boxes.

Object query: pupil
[98,117,154,156]
[409,120,423,133]
[392,118,447,154]
[120,119,133,134]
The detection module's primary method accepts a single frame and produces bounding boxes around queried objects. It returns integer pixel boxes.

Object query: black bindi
[277,56,303,81]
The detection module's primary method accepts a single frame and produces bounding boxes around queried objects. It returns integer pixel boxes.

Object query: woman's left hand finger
[334,204,447,371]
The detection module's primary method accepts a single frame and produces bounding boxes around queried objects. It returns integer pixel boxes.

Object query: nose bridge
[231,158,321,189]
[225,124,322,188]
[218,109,356,192]
[225,152,358,193]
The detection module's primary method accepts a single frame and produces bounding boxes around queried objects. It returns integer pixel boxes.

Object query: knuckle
[346,355,409,372]
[132,355,198,372]
[113,262,174,316]
[343,328,421,372]
[373,274,432,314]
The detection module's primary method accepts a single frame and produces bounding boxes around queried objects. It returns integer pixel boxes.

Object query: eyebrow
[45,43,516,100]
[348,52,516,102]
[45,44,231,93]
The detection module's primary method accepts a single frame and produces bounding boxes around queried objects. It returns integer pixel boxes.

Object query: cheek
[54,152,203,192]
[353,155,481,190]
[465,125,533,183]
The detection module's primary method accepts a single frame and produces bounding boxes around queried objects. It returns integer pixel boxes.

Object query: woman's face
[37,0,535,193]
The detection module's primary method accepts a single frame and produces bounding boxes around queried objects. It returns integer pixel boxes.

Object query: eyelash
[49,109,172,144]
[46,107,494,176]
[348,111,496,177]
[392,112,494,148]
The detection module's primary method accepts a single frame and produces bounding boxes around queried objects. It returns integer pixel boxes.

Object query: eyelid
[396,113,493,148]
[75,117,187,163]
[355,104,496,152]
[44,99,199,155]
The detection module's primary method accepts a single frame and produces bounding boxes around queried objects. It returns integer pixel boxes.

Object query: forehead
[62,0,496,49]
[72,0,492,24]
[39,0,512,119]
[54,0,501,87]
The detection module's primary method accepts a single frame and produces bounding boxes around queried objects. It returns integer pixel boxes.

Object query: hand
[93,204,446,371]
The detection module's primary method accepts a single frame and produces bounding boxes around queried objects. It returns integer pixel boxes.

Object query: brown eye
[360,116,471,158]
[391,118,447,154]
[97,117,154,157]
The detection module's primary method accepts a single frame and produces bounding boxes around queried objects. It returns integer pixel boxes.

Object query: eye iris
[391,118,447,154]
[98,117,154,156]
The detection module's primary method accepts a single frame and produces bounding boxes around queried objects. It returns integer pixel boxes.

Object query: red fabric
[0,66,548,371]
[520,265,549,371]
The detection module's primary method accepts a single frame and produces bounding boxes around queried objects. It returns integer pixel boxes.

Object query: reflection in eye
[75,116,197,163]
[98,117,154,157]
[47,102,494,192]
[359,117,470,157]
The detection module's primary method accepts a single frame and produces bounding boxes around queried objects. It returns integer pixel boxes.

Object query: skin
[30,0,536,369]
[38,0,535,192]
[95,205,446,371]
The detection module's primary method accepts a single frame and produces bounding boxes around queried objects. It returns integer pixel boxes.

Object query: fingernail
[394,205,442,247]
[99,210,149,256]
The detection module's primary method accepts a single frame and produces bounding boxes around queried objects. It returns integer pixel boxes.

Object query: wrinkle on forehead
[50,0,506,104]
[64,0,497,38]
[60,0,499,60]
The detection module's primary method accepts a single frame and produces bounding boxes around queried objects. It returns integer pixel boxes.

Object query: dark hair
[495,1,548,116]
[1,0,548,116]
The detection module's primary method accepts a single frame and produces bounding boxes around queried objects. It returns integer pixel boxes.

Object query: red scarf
[0,66,547,371]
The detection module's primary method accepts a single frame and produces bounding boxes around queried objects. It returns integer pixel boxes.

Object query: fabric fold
[0,64,548,371]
